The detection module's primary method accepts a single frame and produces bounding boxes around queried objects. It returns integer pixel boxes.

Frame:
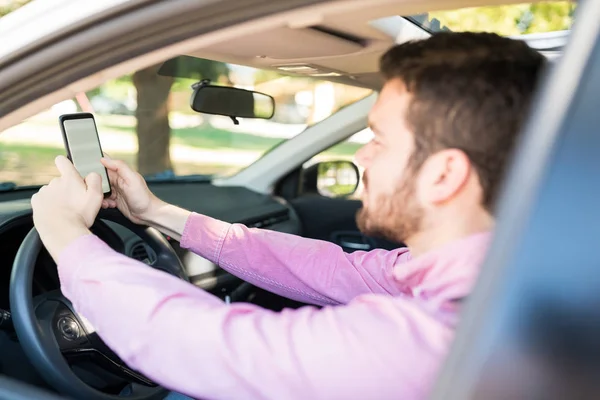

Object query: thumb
[85,172,103,203]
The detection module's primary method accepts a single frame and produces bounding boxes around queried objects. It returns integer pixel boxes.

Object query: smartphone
[58,112,112,197]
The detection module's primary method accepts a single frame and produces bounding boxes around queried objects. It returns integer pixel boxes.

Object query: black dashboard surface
[0,182,301,308]
[0,182,299,228]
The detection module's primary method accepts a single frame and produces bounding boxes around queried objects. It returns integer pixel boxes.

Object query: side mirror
[190,83,275,120]
[303,160,360,198]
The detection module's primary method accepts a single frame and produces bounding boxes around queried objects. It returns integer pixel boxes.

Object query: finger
[31,186,46,208]
[101,158,133,177]
[30,192,38,208]
[55,155,80,179]
[101,200,108,209]
[106,199,117,208]
[101,158,138,188]
[85,172,103,190]
[84,173,104,205]
[103,164,119,188]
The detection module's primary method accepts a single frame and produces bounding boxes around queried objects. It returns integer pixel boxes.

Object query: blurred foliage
[325,183,358,197]
[429,1,576,35]
[254,69,286,84]
[0,0,31,16]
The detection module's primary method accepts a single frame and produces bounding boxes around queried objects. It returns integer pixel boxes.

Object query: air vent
[130,242,155,264]
[246,210,290,229]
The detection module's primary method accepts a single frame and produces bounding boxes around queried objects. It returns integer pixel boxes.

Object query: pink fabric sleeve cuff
[179,212,231,264]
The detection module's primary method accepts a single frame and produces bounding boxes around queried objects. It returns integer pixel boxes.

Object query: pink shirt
[57,212,491,400]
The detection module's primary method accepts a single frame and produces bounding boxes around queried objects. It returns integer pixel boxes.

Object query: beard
[356,170,423,244]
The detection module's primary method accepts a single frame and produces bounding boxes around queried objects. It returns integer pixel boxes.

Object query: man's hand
[100,157,165,225]
[101,157,191,240]
[31,156,103,260]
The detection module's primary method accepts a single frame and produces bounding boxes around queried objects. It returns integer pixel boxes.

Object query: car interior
[0,0,586,398]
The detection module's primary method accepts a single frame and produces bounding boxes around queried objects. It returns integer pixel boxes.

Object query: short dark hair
[380,31,546,212]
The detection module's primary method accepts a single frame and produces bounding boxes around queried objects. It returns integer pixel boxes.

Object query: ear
[419,149,471,204]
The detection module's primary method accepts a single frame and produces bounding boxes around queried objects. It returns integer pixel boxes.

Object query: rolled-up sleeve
[181,213,412,306]
[58,235,451,400]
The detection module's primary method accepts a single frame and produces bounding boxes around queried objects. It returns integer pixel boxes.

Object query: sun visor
[201,26,366,60]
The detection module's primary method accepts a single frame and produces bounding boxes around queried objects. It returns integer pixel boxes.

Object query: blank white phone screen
[63,118,110,193]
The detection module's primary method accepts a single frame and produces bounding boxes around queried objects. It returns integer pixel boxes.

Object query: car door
[431,1,598,398]
[276,130,403,252]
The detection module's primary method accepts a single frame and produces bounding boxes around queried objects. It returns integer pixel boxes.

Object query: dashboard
[0,181,302,311]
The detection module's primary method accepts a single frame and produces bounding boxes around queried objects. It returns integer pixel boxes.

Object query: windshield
[0,57,371,186]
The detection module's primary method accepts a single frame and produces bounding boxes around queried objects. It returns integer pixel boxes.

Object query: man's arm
[58,235,448,400]
[143,205,411,306]
[99,157,409,305]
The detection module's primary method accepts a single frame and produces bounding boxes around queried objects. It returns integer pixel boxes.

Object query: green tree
[0,0,31,16]
[253,69,285,85]
[429,1,575,35]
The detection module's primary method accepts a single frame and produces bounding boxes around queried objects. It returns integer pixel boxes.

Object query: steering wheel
[9,208,189,400]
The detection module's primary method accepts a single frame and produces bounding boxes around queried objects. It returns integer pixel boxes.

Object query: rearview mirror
[190,83,275,120]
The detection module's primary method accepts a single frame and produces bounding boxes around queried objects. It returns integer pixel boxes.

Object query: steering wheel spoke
[33,292,92,354]
[33,287,160,388]
[66,348,158,387]
[10,210,180,399]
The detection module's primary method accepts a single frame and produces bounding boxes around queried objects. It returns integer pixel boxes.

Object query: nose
[355,142,373,169]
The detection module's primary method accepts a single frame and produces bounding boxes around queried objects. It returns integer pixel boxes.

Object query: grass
[0,142,239,185]
[0,144,134,186]
[0,143,135,165]
[1,119,361,186]
[173,126,284,151]
[0,144,62,163]
[98,122,361,156]
[100,123,286,152]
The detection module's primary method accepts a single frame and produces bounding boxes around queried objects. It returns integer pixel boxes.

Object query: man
[31,32,545,399]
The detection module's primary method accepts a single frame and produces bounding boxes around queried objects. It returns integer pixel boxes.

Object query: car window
[0,57,371,187]
[409,1,575,36]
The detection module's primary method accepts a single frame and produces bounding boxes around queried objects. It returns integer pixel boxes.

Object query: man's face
[355,79,424,243]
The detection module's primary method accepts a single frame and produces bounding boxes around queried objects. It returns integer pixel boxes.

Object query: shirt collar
[392,231,493,308]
